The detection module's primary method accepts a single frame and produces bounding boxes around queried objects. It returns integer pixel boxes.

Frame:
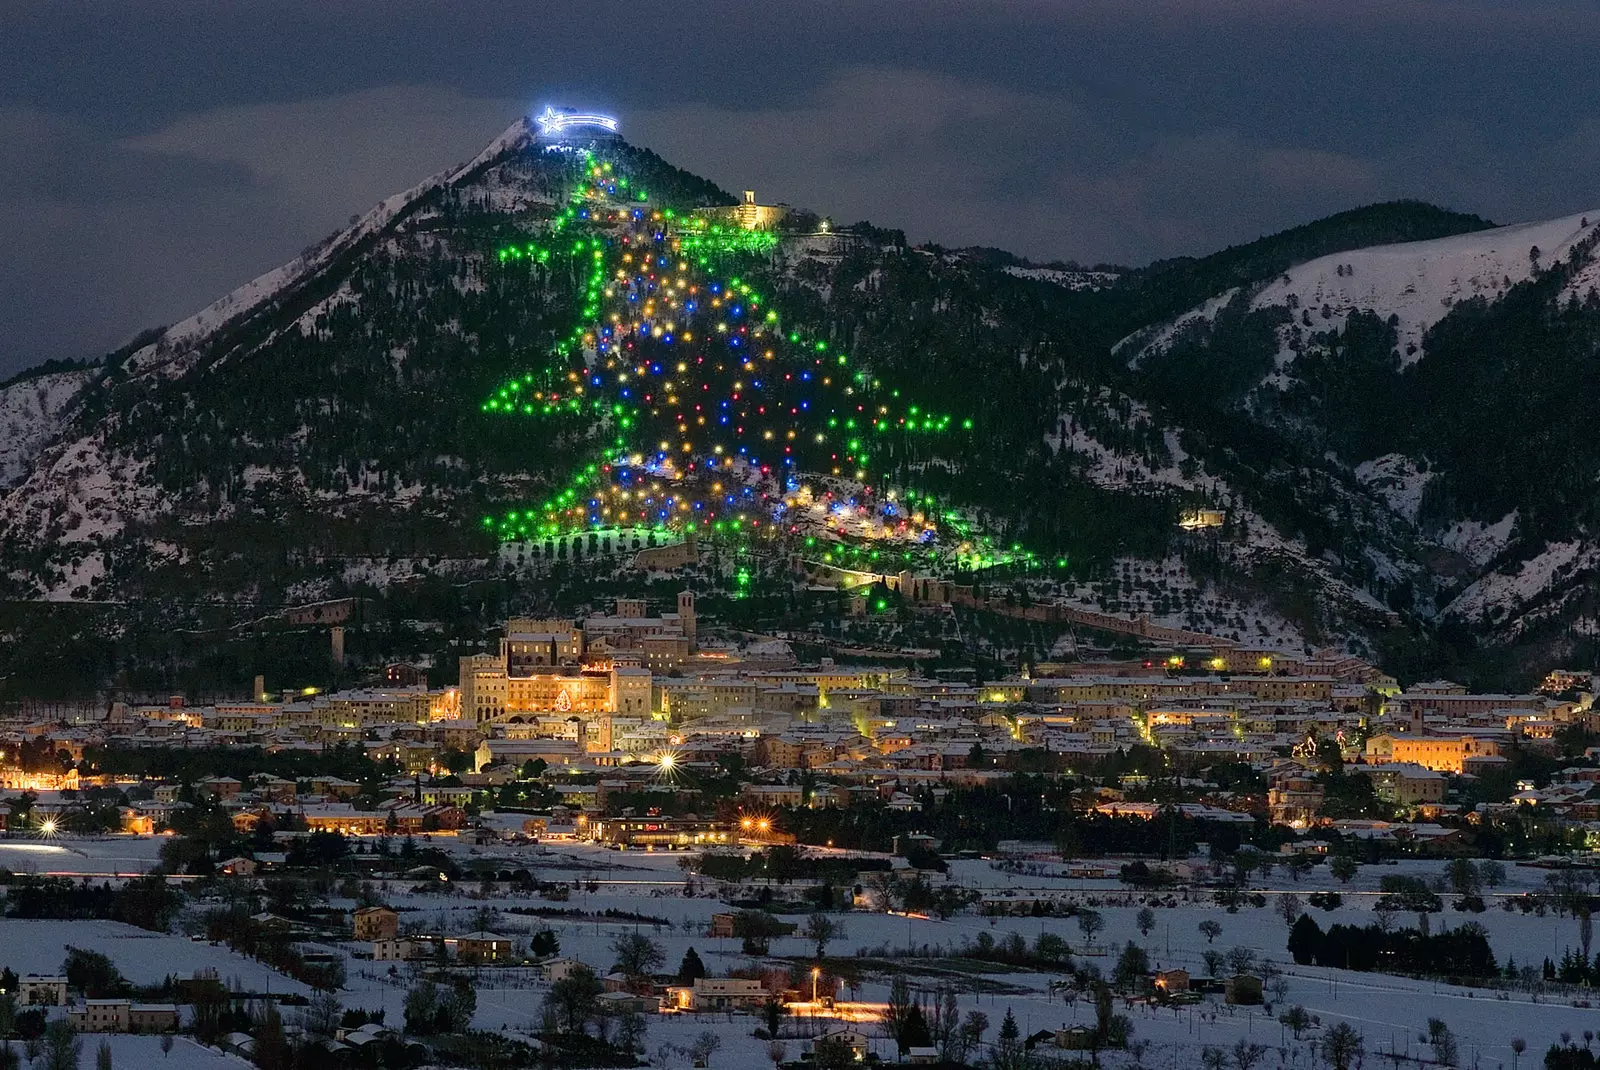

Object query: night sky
[4,0,1599,376]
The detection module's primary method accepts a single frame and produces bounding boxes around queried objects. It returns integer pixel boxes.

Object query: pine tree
[677,947,707,982]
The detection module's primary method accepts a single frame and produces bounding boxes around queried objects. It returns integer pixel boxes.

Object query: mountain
[1121,206,1600,678]
[1,115,1594,696]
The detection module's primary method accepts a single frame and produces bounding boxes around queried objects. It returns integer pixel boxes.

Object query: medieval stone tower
[677,589,697,645]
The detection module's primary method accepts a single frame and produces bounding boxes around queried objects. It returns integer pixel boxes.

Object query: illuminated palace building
[457,594,697,733]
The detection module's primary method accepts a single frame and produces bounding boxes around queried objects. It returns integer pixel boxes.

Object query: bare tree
[689,1030,723,1066]
[1076,909,1105,945]
[1199,920,1223,943]
[1322,1023,1363,1070]
[1427,1019,1458,1067]
[804,913,841,959]
[767,1040,787,1067]
[1511,1037,1527,1070]
[1233,1039,1269,1070]
[1277,893,1303,927]
[1137,907,1156,936]
[611,932,664,979]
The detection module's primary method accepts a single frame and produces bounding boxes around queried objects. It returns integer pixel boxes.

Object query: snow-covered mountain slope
[0,118,550,599]
[1004,265,1121,291]
[1116,202,1600,669]
[1128,208,1600,367]
[124,118,539,381]
[0,369,91,486]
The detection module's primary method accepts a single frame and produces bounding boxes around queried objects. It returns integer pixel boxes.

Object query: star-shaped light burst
[535,106,619,138]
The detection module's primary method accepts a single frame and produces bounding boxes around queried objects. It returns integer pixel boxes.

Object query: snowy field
[315,842,1600,1068]
[4,837,1593,1068]
[0,835,166,876]
[60,1035,251,1070]
[0,919,311,994]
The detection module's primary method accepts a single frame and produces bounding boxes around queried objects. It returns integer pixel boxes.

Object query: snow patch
[1444,539,1596,621]
[0,369,90,486]
[1354,453,1432,523]
[1436,511,1518,568]
[1004,265,1120,291]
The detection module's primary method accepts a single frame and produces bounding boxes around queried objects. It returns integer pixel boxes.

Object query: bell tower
[677,589,697,646]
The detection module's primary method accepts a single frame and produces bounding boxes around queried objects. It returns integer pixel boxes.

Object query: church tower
[677,589,697,646]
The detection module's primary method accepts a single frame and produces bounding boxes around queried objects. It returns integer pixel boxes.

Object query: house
[661,977,768,1013]
[814,1027,869,1060]
[1225,974,1263,1005]
[199,776,243,800]
[130,1005,181,1033]
[907,1047,940,1064]
[353,906,400,941]
[372,939,418,962]
[598,990,657,1016]
[67,1000,131,1032]
[539,957,584,982]
[451,931,515,964]
[1056,1026,1096,1050]
[218,856,258,877]
[1153,968,1190,994]
[20,976,67,1006]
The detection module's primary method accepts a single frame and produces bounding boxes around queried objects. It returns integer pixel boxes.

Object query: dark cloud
[2,1,1598,374]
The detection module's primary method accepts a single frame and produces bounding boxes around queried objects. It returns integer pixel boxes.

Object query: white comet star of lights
[535,106,619,137]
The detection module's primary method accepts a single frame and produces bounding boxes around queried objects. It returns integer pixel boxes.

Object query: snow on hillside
[1126,209,1600,369]
[0,369,89,486]
[0,918,311,993]
[1437,511,1518,568]
[0,117,550,594]
[1004,265,1120,291]
[124,117,537,380]
[1116,286,1239,361]
[1443,538,1598,625]
[1353,453,1431,523]
[1251,208,1598,366]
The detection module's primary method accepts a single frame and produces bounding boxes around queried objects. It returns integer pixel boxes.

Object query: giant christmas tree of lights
[480,144,1035,574]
